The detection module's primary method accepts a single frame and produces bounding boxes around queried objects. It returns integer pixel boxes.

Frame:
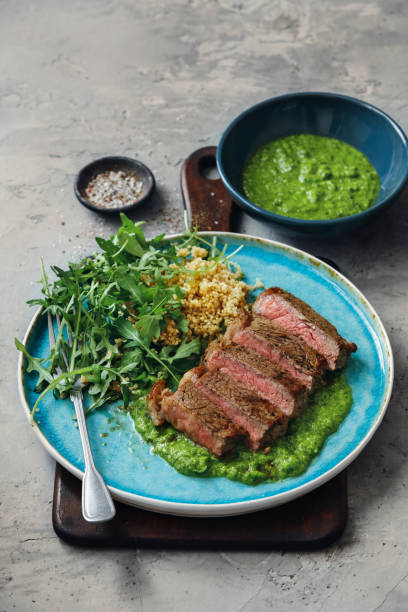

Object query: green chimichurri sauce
[130,372,352,486]
[242,134,380,220]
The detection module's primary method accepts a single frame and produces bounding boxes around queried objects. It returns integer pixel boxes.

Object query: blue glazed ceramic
[217,93,408,236]
[18,233,393,516]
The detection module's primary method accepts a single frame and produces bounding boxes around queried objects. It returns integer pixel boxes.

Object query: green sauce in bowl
[242,134,380,220]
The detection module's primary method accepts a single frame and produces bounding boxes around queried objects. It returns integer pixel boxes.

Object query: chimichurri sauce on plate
[242,134,380,220]
[130,371,352,486]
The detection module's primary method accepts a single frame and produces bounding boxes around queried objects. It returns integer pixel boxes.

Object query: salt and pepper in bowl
[74,156,155,215]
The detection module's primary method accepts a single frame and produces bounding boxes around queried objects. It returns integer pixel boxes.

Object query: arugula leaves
[17,214,227,421]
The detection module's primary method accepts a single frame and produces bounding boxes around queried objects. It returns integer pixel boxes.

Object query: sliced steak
[253,287,357,370]
[147,377,243,457]
[146,380,169,426]
[225,312,326,390]
[194,368,288,451]
[205,342,308,417]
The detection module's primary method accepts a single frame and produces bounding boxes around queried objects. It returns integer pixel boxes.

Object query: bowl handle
[180,146,233,231]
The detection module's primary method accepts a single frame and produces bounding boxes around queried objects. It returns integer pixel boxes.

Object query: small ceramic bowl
[74,156,155,215]
[216,92,408,236]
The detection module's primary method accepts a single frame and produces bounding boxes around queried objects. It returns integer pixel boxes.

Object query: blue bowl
[216,92,408,236]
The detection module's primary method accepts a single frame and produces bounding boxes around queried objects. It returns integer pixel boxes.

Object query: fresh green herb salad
[17,215,353,486]
[17,214,245,417]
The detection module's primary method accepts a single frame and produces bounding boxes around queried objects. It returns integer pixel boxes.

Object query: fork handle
[71,391,116,522]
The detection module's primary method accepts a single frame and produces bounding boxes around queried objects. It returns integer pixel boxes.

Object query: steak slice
[205,342,308,417]
[225,311,326,390]
[253,287,357,370]
[146,377,243,457]
[146,380,169,426]
[194,367,288,451]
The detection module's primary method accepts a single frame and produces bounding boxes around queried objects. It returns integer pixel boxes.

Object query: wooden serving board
[53,463,347,549]
[52,146,348,549]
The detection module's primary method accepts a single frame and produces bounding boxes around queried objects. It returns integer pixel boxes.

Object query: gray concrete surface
[1,1,408,610]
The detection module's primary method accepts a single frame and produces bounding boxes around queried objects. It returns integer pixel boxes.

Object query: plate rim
[17,231,394,517]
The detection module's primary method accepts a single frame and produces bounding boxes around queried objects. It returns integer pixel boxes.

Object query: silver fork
[48,311,116,522]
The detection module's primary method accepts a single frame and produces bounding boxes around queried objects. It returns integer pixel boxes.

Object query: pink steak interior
[232,328,312,389]
[255,294,339,369]
[206,350,296,416]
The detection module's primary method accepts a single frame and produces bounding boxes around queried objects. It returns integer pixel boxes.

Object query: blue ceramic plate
[18,233,393,517]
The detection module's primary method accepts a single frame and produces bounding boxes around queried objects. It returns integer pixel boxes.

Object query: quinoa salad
[161,245,249,343]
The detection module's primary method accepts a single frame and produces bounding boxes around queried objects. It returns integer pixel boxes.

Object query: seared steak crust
[206,342,306,392]
[196,369,288,450]
[226,311,326,390]
[254,287,357,370]
[249,315,324,374]
[146,380,170,426]
[147,375,243,457]
[205,342,308,416]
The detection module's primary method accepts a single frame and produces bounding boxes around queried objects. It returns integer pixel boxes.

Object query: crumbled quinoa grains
[176,247,190,258]
[159,318,181,345]
[190,246,208,258]
[169,247,249,339]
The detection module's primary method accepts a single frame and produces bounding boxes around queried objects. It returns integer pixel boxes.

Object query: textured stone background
[1,1,408,610]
